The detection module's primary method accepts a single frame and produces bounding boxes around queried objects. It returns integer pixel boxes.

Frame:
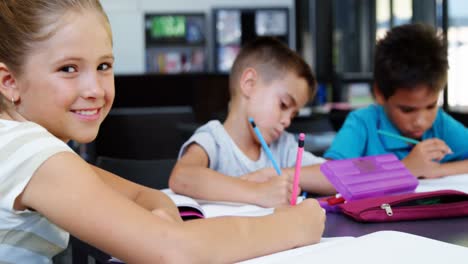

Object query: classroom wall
[100,0,295,74]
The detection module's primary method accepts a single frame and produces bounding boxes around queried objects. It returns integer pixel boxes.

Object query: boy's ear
[0,63,19,101]
[373,84,385,105]
[239,68,258,98]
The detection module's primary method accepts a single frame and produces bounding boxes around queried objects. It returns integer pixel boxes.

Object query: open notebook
[416,173,468,193]
[237,230,468,264]
[161,189,275,219]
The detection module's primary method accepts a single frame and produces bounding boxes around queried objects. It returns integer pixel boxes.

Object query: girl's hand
[275,198,326,245]
[151,208,183,223]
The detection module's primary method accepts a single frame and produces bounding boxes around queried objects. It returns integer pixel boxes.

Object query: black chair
[71,157,176,263]
[92,106,197,161]
[329,108,351,131]
[95,156,176,189]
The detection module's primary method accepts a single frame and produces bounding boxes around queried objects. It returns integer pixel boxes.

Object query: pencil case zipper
[361,193,468,217]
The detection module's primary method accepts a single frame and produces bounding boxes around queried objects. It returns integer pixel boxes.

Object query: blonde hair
[0,0,111,110]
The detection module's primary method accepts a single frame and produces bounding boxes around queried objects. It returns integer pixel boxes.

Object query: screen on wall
[145,13,207,73]
[212,7,290,72]
[150,15,186,39]
[145,13,205,44]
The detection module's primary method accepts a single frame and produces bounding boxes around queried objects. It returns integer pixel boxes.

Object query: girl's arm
[179,199,325,263]
[19,151,325,263]
[91,165,180,221]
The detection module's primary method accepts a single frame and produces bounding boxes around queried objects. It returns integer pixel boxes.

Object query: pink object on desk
[340,189,468,222]
[291,133,305,205]
[319,154,418,212]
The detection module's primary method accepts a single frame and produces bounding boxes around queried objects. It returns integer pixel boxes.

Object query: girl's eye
[60,66,77,73]
[280,102,288,110]
[98,63,112,71]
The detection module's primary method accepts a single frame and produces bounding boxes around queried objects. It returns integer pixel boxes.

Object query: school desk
[72,174,468,262]
[323,173,468,247]
[70,210,468,263]
[324,213,468,247]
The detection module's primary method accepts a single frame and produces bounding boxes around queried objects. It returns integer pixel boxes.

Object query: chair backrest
[95,156,176,189]
[93,106,196,160]
[69,157,176,263]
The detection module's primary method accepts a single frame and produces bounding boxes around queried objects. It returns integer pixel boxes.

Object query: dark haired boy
[324,23,468,178]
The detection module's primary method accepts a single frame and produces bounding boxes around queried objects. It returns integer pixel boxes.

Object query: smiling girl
[0,1,325,263]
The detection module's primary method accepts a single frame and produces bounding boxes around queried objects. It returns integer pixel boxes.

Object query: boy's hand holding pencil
[254,175,297,207]
[377,130,454,179]
[248,118,301,207]
[403,138,452,179]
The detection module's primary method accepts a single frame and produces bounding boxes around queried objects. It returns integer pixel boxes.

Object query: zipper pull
[381,203,393,216]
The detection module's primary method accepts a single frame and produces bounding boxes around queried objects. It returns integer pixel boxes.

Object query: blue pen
[249,117,282,175]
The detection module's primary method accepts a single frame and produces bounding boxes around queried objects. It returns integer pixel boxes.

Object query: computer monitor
[149,15,186,40]
[145,13,205,44]
[212,7,290,72]
[145,13,207,73]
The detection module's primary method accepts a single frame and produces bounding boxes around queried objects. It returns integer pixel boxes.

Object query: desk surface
[324,213,468,247]
[74,214,468,263]
[322,174,468,247]
[75,175,468,261]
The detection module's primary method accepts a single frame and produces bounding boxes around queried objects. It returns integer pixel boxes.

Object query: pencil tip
[248,117,256,127]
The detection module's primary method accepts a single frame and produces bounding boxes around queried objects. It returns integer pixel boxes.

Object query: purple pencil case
[319,154,418,212]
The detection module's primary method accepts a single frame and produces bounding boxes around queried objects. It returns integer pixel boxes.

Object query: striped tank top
[0,120,72,263]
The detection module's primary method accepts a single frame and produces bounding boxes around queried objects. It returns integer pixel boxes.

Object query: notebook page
[197,196,307,218]
[161,189,275,217]
[162,189,205,216]
[315,231,468,264]
[416,173,468,193]
[237,236,354,264]
[197,200,274,218]
[240,231,468,264]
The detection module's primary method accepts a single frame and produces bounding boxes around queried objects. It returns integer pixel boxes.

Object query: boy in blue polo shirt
[324,23,468,179]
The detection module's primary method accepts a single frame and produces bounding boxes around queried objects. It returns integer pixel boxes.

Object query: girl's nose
[83,73,105,99]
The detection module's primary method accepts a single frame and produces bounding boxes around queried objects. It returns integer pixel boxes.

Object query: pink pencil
[291,133,305,205]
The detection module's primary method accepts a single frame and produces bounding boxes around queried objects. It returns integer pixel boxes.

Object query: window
[213,8,290,72]
[376,0,413,40]
[445,0,468,111]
